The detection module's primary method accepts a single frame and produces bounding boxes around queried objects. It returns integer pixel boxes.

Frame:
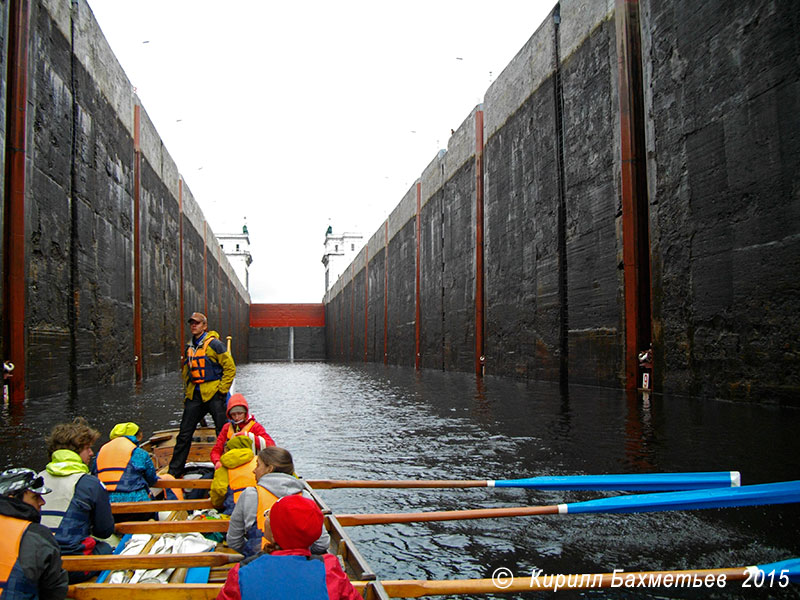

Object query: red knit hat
[269,495,324,550]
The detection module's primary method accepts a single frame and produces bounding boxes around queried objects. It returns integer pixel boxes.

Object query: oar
[111,499,212,513]
[62,552,241,572]
[366,557,800,597]
[307,471,741,491]
[65,559,800,599]
[335,480,800,526]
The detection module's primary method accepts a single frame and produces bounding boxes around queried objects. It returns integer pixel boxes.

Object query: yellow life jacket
[228,457,258,505]
[0,514,30,597]
[96,437,136,491]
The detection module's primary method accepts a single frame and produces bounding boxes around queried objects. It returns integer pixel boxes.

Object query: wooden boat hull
[71,426,389,599]
[141,427,218,471]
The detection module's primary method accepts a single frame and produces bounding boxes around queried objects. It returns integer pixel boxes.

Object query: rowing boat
[71,428,798,599]
[66,426,390,599]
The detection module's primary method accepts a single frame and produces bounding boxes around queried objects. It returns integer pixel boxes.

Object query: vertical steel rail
[415,182,422,370]
[217,243,223,330]
[364,245,369,361]
[203,221,208,317]
[474,109,485,377]
[383,220,389,365]
[133,105,143,382]
[553,6,569,388]
[178,178,185,365]
[3,0,30,403]
[349,264,355,359]
[616,0,652,390]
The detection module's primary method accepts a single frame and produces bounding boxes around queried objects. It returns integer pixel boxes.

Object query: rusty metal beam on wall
[383,220,388,365]
[203,221,208,317]
[364,245,369,361]
[616,0,653,390]
[415,181,422,370]
[3,0,30,403]
[178,178,185,364]
[133,105,143,382]
[474,109,485,377]
[349,264,355,359]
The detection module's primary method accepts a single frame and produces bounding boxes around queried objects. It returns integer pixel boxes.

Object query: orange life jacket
[187,336,220,384]
[255,486,281,551]
[228,457,258,505]
[96,437,136,491]
[227,420,255,440]
[0,514,30,598]
[158,473,185,501]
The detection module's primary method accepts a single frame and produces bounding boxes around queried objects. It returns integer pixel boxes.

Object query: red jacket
[210,419,275,464]
[217,550,361,600]
[210,394,275,465]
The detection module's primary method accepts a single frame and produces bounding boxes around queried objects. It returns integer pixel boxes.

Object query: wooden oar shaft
[117,504,560,532]
[111,499,212,513]
[67,583,222,600]
[116,519,230,534]
[66,567,755,599]
[307,479,487,489]
[306,471,742,491]
[153,479,212,489]
[61,552,240,572]
[337,505,559,527]
[375,567,751,597]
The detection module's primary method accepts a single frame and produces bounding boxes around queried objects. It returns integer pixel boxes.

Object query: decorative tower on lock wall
[219,221,253,291]
[322,225,363,293]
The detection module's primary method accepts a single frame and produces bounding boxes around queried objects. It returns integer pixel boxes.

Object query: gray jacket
[226,472,330,554]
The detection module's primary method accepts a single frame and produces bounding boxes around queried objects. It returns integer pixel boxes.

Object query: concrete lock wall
[323,0,800,403]
[0,0,249,399]
[640,0,800,401]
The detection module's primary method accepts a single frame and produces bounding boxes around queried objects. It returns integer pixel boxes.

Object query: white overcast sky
[86,0,557,303]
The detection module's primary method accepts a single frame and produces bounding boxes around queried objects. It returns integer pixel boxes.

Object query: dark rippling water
[2,362,799,599]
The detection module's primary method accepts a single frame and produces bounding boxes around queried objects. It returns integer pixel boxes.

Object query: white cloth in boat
[107,532,216,584]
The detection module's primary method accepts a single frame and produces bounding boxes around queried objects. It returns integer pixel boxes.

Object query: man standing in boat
[168,312,236,478]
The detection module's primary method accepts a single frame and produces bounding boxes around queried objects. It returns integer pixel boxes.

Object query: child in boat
[226,447,329,557]
[217,494,361,600]
[94,422,158,522]
[209,394,276,469]
[210,435,257,514]
[39,417,115,583]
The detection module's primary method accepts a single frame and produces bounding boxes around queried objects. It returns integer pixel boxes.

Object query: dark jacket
[0,496,68,600]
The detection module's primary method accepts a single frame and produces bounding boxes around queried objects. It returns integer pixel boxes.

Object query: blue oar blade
[492,471,740,491]
[754,558,800,584]
[565,480,800,515]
